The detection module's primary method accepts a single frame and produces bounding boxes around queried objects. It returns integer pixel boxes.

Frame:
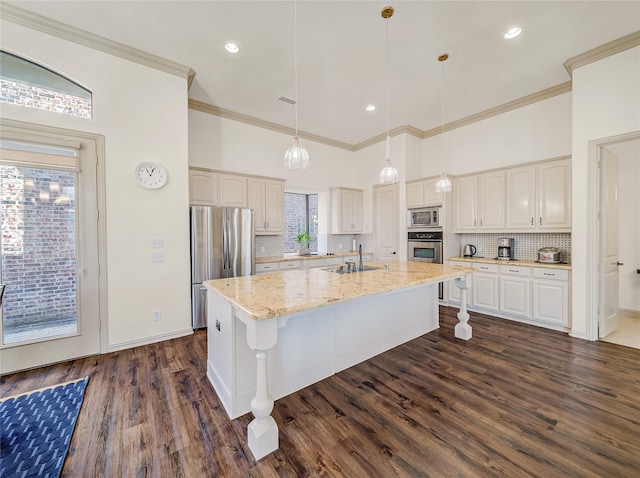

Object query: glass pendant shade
[379,135,398,184]
[284,136,310,169]
[435,172,452,192]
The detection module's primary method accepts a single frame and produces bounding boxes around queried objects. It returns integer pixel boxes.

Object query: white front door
[0,123,104,374]
[599,148,620,338]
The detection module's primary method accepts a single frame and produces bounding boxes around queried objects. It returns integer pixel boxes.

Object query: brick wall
[1,79,91,119]
[1,166,77,331]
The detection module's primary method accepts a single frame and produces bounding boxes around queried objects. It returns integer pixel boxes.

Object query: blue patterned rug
[0,376,89,478]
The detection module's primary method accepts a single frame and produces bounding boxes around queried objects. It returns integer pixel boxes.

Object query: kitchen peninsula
[204,261,474,460]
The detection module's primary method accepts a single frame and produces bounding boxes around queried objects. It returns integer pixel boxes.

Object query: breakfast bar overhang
[204,261,474,460]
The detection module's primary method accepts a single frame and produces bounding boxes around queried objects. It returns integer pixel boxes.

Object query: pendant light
[435,53,452,193]
[284,0,310,169]
[379,5,398,185]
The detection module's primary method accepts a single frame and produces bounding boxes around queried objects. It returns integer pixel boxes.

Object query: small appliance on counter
[497,238,514,261]
[537,247,561,263]
[462,244,477,257]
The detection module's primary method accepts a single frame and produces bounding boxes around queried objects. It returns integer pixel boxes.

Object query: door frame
[0,118,108,365]
[587,130,640,341]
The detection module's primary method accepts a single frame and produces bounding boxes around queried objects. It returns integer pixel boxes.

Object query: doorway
[596,134,640,349]
[0,119,106,373]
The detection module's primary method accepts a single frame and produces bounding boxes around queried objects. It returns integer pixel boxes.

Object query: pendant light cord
[386,14,390,147]
[294,0,299,137]
[441,57,445,135]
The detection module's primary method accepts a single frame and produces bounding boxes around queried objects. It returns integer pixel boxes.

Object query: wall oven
[408,207,441,229]
[408,230,443,299]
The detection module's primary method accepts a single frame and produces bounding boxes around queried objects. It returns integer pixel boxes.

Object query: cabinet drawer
[256,263,278,273]
[279,261,301,270]
[533,268,569,281]
[475,263,498,274]
[302,259,326,268]
[500,265,531,277]
[325,257,343,266]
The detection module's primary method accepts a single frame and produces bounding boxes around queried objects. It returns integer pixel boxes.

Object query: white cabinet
[532,268,570,326]
[279,261,301,271]
[499,265,530,317]
[472,263,499,311]
[406,178,442,208]
[219,174,248,207]
[302,258,326,269]
[248,178,284,235]
[189,169,219,206]
[256,262,279,274]
[454,172,505,231]
[330,188,364,233]
[506,159,571,231]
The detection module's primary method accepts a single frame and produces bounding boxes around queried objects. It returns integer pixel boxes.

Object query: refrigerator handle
[222,212,229,272]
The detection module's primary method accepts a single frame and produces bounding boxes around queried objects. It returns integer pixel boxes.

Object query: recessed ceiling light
[224,42,239,53]
[504,27,522,39]
[366,104,376,112]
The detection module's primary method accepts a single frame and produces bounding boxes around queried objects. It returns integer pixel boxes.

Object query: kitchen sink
[323,265,384,274]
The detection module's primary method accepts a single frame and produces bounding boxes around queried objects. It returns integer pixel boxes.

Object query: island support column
[244,316,279,460]
[454,274,472,340]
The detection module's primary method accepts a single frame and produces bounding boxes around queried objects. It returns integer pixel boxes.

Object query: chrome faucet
[358,244,363,272]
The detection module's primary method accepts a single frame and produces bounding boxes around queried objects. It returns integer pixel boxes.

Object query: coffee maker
[497,238,514,261]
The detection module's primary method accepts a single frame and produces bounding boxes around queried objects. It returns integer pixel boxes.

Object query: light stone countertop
[257,252,374,264]
[447,256,572,270]
[204,261,475,321]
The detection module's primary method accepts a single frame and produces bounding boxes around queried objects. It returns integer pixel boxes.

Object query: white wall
[572,46,640,339]
[617,150,640,311]
[421,93,572,177]
[1,21,192,349]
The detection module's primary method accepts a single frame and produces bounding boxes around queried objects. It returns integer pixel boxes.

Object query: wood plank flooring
[2,306,639,477]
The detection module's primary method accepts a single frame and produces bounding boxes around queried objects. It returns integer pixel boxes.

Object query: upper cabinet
[454,171,505,232]
[218,174,248,207]
[406,178,442,208]
[248,178,284,235]
[189,169,219,206]
[506,158,571,231]
[330,188,364,233]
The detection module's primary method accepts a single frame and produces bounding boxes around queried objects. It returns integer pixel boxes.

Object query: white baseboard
[620,308,640,320]
[108,327,194,352]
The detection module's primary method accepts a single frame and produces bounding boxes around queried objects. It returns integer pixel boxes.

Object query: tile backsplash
[458,233,571,263]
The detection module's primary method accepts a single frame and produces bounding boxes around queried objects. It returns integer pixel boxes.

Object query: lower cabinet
[532,268,569,326]
[448,260,570,330]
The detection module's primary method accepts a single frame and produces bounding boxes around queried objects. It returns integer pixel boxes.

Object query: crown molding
[0,2,193,81]
[188,99,355,151]
[422,81,572,139]
[564,31,640,76]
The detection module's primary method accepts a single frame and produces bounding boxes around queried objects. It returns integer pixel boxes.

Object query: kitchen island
[204,260,474,460]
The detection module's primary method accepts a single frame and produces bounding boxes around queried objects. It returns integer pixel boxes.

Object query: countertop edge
[447,256,572,270]
[257,252,374,264]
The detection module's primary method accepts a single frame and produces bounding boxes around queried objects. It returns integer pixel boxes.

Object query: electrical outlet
[338,243,343,249]
[151,238,164,249]
[260,246,266,253]
[151,252,164,262]
[153,311,161,321]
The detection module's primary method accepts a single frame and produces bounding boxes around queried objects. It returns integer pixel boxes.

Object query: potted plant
[295,232,311,256]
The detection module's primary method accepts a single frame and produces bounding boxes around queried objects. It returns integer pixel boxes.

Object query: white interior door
[599,149,620,338]
[0,124,103,373]
[374,184,398,261]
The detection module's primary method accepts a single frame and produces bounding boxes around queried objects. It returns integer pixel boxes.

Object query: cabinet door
[447,262,471,304]
[454,176,478,231]
[478,171,505,229]
[499,276,530,317]
[219,174,247,207]
[406,182,424,208]
[532,279,568,325]
[264,180,284,233]
[189,170,218,206]
[351,190,364,232]
[472,273,499,310]
[423,179,443,206]
[506,167,536,229]
[247,179,266,232]
[538,159,571,229]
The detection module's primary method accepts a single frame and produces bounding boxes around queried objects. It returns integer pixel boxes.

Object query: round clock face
[135,162,167,189]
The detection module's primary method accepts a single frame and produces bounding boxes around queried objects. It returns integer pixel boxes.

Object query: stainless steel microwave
[408,207,441,229]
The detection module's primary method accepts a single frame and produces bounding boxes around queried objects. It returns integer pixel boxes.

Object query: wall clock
[135,162,168,189]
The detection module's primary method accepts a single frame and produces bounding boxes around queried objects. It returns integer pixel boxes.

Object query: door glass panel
[1,165,77,345]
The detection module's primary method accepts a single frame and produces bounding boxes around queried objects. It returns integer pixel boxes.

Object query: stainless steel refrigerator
[190,205,255,329]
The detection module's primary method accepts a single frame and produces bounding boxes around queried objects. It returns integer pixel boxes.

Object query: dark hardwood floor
[2,307,639,477]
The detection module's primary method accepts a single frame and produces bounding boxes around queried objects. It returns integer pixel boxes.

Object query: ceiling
[4,1,640,146]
